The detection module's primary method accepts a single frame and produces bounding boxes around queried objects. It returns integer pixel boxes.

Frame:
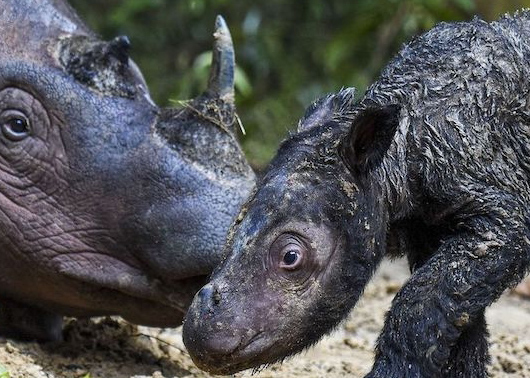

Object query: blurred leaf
[454,0,475,12]
[192,51,213,74]
[0,365,9,378]
[110,0,163,26]
[235,66,252,97]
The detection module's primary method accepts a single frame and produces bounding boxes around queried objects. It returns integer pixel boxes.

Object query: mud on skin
[0,0,254,341]
[184,12,530,378]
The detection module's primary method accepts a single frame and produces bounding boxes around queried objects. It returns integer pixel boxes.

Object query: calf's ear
[340,104,400,174]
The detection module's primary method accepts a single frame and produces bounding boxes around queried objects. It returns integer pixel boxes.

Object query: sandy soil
[1,258,529,378]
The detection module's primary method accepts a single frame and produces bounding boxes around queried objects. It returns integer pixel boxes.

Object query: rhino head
[0,0,255,340]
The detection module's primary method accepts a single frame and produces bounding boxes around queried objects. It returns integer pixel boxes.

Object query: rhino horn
[162,16,239,135]
[57,33,151,98]
[107,35,132,66]
[207,15,236,103]
[177,15,239,134]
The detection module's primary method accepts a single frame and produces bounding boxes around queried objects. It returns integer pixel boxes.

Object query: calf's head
[183,89,401,373]
[0,0,254,327]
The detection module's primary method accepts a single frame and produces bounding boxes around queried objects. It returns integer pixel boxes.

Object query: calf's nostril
[212,285,221,305]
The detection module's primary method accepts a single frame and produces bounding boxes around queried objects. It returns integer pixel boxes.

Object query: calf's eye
[271,233,309,272]
[279,244,304,270]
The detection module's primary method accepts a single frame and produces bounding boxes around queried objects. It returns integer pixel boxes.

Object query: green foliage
[0,364,9,378]
[69,0,526,167]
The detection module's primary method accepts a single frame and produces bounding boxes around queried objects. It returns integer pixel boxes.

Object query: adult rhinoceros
[0,0,254,341]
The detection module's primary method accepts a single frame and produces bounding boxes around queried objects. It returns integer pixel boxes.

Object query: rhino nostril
[198,285,212,300]
[212,285,221,305]
[198,283,221,306]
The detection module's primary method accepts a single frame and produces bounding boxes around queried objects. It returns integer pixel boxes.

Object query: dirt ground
[1,258,529,378]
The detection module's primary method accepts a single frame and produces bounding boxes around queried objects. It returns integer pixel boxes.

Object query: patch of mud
[1,259,529,377]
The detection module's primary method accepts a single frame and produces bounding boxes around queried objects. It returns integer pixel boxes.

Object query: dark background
[69,0,530,168]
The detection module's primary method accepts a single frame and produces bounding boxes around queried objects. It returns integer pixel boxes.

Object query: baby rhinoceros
[0,0,254,342]
[183,12,530,378]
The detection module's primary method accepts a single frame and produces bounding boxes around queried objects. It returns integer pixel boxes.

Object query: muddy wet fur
[183,12,530,378]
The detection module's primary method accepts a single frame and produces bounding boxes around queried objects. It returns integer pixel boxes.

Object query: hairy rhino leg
[0,298,63,342]
[401,228,490,378]
[441,310,489,378]
[367,195,530,378]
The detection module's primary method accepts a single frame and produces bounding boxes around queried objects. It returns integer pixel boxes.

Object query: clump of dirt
[1,259,529,377]
[0,317,195,378]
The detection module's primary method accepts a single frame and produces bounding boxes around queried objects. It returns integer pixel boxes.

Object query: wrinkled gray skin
[184,12,530,378]
[0,0,254,342]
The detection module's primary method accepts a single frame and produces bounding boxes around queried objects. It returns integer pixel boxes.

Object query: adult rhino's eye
[282,248,301,267]
[2,111,30,141]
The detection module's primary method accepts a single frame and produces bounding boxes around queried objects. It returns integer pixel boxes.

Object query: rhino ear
[298,88,355,132]
[340,104,400,174]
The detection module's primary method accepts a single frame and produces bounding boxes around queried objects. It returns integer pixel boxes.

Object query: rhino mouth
[51,252,187,314]
[187,326,279,375]
[225,331,278,373]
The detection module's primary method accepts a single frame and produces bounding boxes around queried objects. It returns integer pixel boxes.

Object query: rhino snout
[183,282,250,375]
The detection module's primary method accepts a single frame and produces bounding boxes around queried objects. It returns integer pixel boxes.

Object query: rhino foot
[0,299,63,342]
